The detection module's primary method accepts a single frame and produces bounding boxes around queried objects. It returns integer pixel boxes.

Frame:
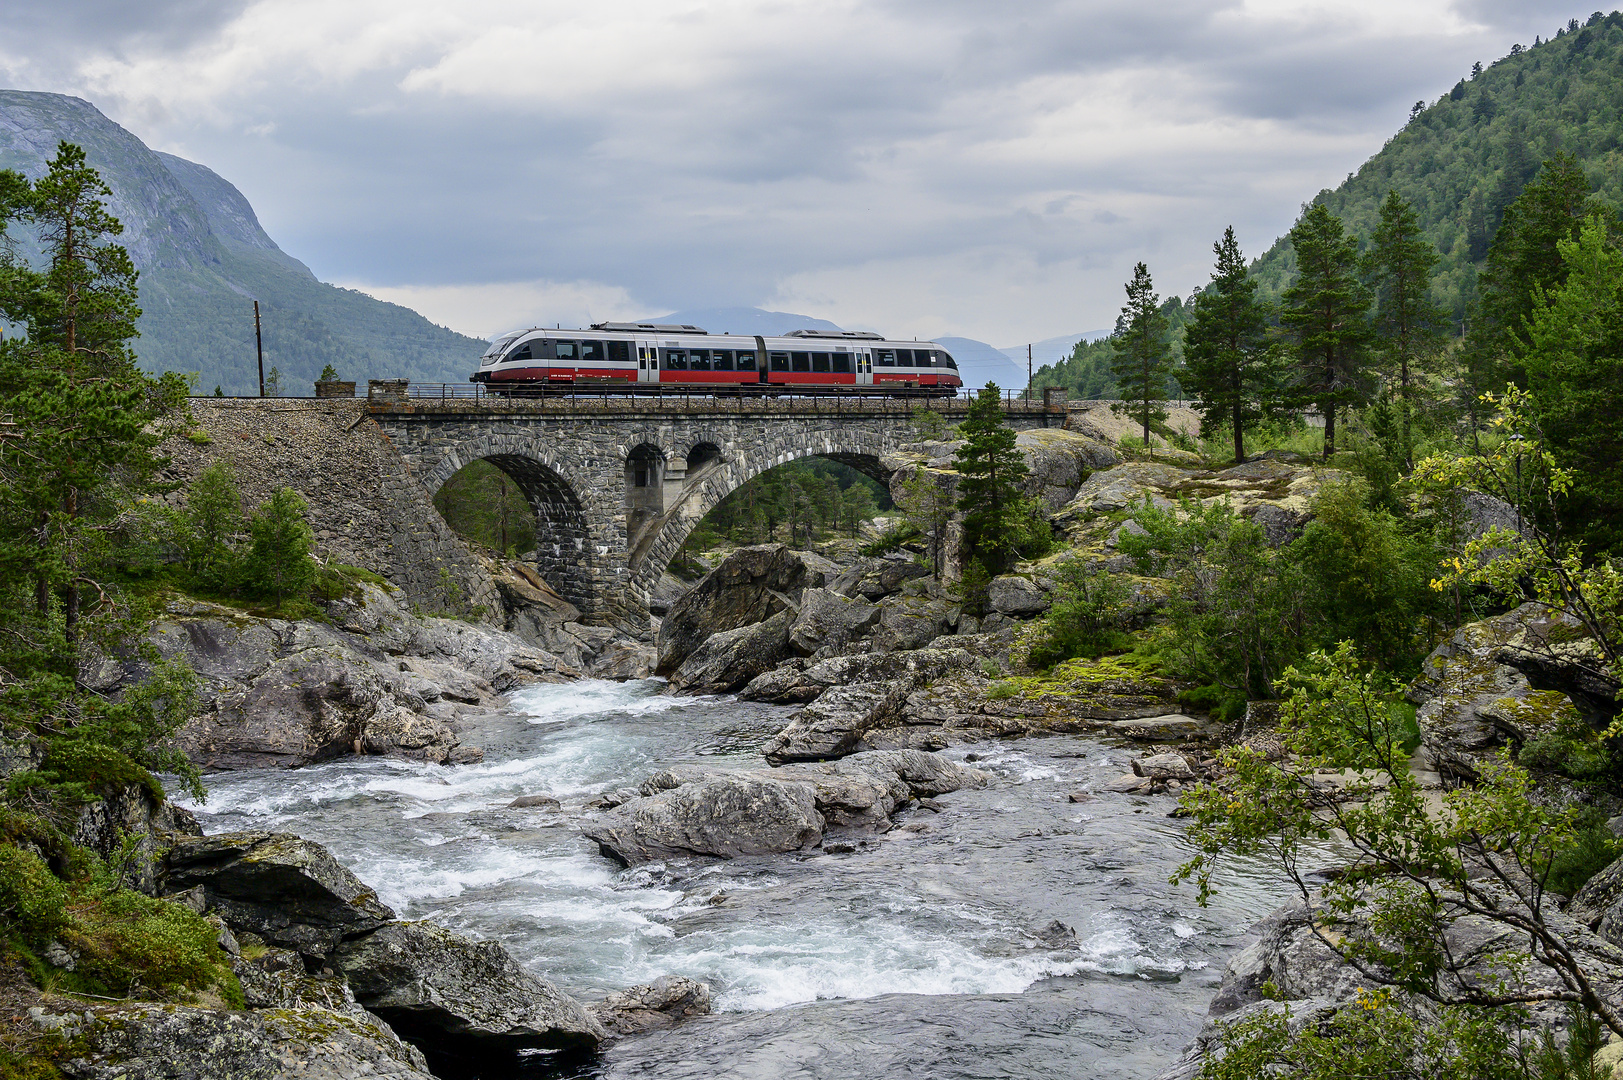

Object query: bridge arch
[421,447,598,616]
[628,428,895,598]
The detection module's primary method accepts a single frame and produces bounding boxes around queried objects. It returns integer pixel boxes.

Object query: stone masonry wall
[161,400,501,618]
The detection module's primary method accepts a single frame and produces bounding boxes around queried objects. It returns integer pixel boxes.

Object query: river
[176,678,1302,1080]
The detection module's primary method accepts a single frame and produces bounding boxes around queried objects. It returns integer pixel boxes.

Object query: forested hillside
[1250,11,1623,318]
[0,91,486,394]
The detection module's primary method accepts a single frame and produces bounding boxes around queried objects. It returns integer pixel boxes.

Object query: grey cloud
[6,0,254,56]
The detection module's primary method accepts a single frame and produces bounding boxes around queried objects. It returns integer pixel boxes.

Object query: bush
[64,887,238,1000]
[1546,809,1623,896]
[244,487,318,602]
[1026,560,1132,668]
[0,847,69,946]
[1518,714,1612,782]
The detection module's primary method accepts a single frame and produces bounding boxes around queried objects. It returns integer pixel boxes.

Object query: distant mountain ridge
[0,90,487,394]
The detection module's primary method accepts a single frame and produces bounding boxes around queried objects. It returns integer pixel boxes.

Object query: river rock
[1133,753,1195,780]
[759,649,982,762]
[656,544,832,674]
[592,975,712,1036]
[336,921,606,1062]
[667,609,795,694]
[743,646,980,708]
[987,575,1049,617]
[1107,714,1206,741]
[162,831,395,957]
[39,1000,434,1080]
[584,775,825,864]
[72,782,202,894]
[789,588,881,654]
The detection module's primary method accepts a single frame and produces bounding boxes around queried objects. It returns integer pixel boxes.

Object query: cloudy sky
[0,0,1589,344]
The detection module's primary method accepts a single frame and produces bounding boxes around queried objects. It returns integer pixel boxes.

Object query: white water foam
[507,678,709,724]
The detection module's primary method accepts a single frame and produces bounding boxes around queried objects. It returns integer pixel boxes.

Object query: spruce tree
[1183,228,1281,463]
[1365,191,1444,465]
[1109,263,1173,447]
[1467,153,1615,397]
[954,384,1043,574]
[1281,205,1372,459]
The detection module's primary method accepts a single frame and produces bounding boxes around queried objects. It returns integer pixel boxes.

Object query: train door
[638,341,659,383]
[856,352,874,386]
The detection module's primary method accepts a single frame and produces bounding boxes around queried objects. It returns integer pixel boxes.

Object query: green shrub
[64,887,238,1000]
[859,524,920,557]
[1179,683,1248,723]
[1518,715,1612,782]
[1025,560,1132,669]
[1546,810,1623,896]
[244,488,318,602]
[0,847,69,945]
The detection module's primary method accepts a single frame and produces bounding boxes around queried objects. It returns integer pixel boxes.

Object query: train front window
[941,352,957,370]
[875,349,896,366]
[770,352,789,371]
[792,352,811,372]
[556,341,578,360]
[811,353,830,373]
[506,342,533,362]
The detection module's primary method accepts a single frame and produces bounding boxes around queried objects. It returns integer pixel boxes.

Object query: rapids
[177,678,1303,1079]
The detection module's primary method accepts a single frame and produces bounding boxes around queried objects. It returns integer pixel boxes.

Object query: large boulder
[987,575,1049,617]
[828,555,931,601]
[36,1000,433,1080]
[873,595,955,652]
[162,832,395,958]
[667,609,795,694]
[335,921,605,1066]
[1060,462,1186,515]
[1015,428,1119,511]
[72,782,201,894]
[759,649,981,762]
[582,775,825,864]
[789,588,881,654]
[1408,603,1614,782]
[592,976,712,1037]
[656,545,834,674]
[584,751,988,865]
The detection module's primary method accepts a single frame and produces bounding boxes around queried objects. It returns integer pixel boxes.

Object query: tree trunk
[1323,401,1337,460]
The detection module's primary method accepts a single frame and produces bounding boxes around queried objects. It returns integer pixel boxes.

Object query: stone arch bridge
[369,394,1062,630]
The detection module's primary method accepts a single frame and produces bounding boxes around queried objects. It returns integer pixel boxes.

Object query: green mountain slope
[0,90,486,394]
[1250,11,1623,318]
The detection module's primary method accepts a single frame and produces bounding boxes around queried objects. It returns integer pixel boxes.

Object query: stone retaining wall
[162,400,501,618]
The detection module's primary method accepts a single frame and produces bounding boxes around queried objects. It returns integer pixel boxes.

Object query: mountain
[935,337,1031,389]
[1249,12,1623,317]
[0,91,487,394]
[999,331,1111,372]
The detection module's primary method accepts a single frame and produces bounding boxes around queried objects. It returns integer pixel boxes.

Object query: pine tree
[1183,228,1282,464]
[896,466,956,579]
[954,384,1044,574]
[0,144,186,643]
[245,488,318,603]
[1109,262,1173,447]
[1281,205,1372,459]
[1365,192,1444,466]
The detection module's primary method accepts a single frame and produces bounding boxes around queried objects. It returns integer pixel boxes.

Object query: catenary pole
[255,300,265,398]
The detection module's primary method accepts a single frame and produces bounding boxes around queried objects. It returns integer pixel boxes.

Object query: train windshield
[482,332,522,365]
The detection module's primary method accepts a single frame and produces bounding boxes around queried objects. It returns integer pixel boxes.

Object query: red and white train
[471,323,962,395]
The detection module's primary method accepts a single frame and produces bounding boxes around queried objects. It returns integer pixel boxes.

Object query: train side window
[608,340,630,363]
[770,352,789,371]
[665,350,688,370]
[737,350,757,371]
[507,342,533,362]
[556,341,578,360]
[895,349,912,365]
[875,349,896,366]
[580,340,604,362]
[832,352,851,374]
[811,353,830,373]
[792,352,811,372]
[715,350,735,371]
[917,350,933,367]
